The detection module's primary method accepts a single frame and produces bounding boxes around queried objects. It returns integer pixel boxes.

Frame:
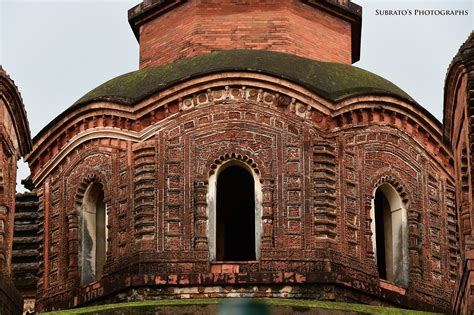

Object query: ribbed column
[66,213,79,280]
[261,179,274,248]
[407,210,422,281]
[194,181,208,250]
[133,143,156,243]
[313,142,337,239]
[446,185,460,282]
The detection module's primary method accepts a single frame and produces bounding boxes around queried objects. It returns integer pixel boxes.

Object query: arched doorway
[216,165,256,261]
[371,183,408,286]
[79,181,106,285]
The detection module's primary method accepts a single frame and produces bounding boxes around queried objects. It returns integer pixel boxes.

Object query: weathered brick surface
[129,0,360,68]
[12,192,39,314]
[444,32,474,314]
[28,73,456,312]
[36,270,449,312]
[0,68,32,314]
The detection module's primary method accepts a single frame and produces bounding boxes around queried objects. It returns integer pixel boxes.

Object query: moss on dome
[73,49,414,107]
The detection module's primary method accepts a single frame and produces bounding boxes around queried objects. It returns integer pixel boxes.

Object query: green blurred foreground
[40,298,443,315]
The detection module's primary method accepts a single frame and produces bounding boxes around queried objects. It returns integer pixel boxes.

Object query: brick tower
[128,0,362,68]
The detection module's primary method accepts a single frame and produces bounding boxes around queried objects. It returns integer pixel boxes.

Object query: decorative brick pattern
[444,33,474,314]
[312,142,337,240]
[445,185,459,283]
[12,192,39,310]
[343,143,360,258]
[133,143,157,245]
[26,76,457,313]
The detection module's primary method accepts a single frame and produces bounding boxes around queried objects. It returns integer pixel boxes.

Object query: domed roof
[74,49,415,107]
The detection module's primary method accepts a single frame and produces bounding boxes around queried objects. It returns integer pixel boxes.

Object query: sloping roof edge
[33,49,435,144]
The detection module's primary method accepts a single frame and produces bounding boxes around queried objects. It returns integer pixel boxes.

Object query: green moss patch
[34,49,422,144]
[40,298,442,315]
[73,49,414,107]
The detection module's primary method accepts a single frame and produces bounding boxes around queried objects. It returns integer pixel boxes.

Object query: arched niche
[79,181,107,285]
[370,183,409,287]
[207,160,262,261]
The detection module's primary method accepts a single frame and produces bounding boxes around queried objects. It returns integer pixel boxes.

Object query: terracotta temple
[1,0,474,314]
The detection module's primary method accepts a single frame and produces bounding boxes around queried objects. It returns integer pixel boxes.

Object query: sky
[1,0,473,191]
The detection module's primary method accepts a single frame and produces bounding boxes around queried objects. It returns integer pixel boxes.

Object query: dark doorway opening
[216,165,255,261]
[374,189,390,280]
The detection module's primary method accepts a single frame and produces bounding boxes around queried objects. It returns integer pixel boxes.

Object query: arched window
[208,161,262,261]
[216,165,255,261]
[371,183,408,287]
[79,181,106,285]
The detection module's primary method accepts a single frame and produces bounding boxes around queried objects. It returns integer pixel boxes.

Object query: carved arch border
[64,151,114,286]
[194,151,275,255]
[208,152,262,177]
[29,73,330,172]
[30,70,449,182]
[372,174,410,203]
[331,103,452,171]
[365,168,423,286]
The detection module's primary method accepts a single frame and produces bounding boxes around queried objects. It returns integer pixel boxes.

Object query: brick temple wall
[0,68,32,314]
[0,87,21,280]
[28,73,457,312]
[444,32,474,314]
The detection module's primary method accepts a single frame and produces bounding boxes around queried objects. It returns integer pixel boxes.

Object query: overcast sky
[1,0,472,191]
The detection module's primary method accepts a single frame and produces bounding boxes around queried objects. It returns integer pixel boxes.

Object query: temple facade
[2,0,473,314]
